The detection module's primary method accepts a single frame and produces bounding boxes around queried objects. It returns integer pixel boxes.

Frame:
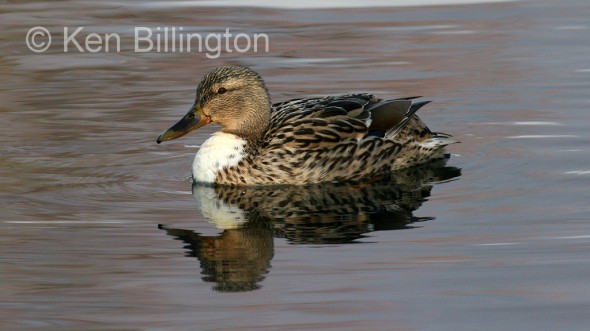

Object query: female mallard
[157,66,454,185]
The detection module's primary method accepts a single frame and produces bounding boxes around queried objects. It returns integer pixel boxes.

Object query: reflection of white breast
[192,184,247,229]
[192,132,247,183]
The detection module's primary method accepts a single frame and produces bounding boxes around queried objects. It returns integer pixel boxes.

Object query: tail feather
[386,100,431,137]
[394,96,422,101]
[432,131,457,147]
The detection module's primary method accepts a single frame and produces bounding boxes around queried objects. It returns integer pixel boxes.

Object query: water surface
[2,0,590,330]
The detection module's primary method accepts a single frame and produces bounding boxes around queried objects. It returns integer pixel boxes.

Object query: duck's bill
[157,104,210,144]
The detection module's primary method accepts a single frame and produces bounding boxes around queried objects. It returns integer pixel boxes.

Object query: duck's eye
[217,87,227,94]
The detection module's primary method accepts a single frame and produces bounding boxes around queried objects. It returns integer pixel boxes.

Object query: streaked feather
[215,93,454,185]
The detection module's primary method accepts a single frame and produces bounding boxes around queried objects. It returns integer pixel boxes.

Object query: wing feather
[221,93,450,185]
[266,94,375,149]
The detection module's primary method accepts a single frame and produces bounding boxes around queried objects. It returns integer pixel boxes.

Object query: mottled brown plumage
[157,66,455,185]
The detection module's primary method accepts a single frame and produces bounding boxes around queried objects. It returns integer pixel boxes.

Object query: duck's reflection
[159,159,460,292]
[159,219,273,292]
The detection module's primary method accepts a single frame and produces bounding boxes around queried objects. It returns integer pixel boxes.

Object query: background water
[2,0,590,330]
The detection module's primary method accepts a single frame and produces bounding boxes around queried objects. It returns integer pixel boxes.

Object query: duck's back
[208,94,453,185]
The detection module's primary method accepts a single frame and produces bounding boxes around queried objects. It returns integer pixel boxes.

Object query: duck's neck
[222,88,272,144]
[222,114,269,145]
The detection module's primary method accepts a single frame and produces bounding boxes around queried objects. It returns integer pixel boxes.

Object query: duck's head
[157,66,271,144]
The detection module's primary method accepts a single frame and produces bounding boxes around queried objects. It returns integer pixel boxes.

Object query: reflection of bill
[160,159,460,291]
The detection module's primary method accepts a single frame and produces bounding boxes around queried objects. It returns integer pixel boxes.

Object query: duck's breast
[192,132,247,183]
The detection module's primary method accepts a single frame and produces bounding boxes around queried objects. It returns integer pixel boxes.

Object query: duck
[156,66,455,186]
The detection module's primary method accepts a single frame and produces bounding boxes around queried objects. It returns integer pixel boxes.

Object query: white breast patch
[192,132,247,183]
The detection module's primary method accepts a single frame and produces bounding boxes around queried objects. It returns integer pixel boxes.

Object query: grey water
[1,0,590,330]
